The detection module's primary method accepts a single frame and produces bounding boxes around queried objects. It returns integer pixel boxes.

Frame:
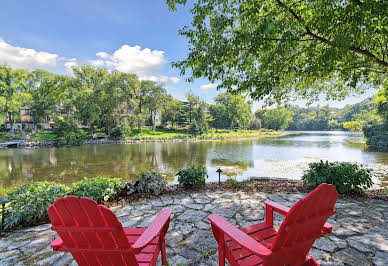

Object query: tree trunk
[8,112,14,132]
[138,122,142,133]
[151,111,156,131]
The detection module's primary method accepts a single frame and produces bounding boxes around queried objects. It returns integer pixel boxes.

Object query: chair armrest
[51,236,64,251]
[132,208,172,251]
[208,214,271,257]
[264,200,290,216]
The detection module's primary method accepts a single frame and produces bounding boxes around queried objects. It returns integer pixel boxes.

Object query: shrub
[135,170,167,195]
[0,132,13,142]
[53,116,87,144]
[4,182,69,229]
[176,166,208,188]
[302,160,373,193]
[69,176,124,202]
[111,122,132,139]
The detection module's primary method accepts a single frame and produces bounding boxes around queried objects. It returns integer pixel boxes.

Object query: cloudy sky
[0,0,377,108]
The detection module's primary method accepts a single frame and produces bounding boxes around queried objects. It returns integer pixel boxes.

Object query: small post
[0,198,10,237]
[216,168,222,186]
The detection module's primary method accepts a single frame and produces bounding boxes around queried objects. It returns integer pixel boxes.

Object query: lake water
[1,131,387,190]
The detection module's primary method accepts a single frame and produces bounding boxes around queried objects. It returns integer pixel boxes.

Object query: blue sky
[0,0,377,108]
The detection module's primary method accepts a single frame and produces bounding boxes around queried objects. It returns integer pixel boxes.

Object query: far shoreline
[1,130,296,149]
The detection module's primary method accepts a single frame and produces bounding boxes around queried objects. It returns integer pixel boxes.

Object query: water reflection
[0,131,387,189]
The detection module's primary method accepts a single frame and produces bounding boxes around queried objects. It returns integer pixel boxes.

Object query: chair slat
[209,183,338,265]
[49,196,172,266]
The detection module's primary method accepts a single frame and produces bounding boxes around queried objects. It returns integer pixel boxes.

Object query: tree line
[255,96,387,133]
[0,64,259,139]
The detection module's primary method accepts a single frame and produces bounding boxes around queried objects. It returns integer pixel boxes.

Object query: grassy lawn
[23,128,279,142]
[124,128,191,140]
[124,128,279,140]
[28,131,58,141]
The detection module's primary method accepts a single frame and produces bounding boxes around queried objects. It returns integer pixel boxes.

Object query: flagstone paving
[0,191,387,265]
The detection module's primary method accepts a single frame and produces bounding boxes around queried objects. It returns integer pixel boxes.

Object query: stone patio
[0,191,387,265]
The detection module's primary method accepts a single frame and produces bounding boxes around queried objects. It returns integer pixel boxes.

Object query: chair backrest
[266,184,338,265]
[48,196,137,266]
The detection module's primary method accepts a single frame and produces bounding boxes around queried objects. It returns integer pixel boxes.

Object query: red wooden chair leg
[160,236,167,265]
[218,243,225,266]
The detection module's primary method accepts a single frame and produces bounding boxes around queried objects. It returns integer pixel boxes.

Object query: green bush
[53,116,88,144]
[135,170,167,195]
[111,122,132,139]
[69,176,124,202]
[0,132,13,142]
[176,166,208,188]
[302,160,373,193]
[4,182,69,229]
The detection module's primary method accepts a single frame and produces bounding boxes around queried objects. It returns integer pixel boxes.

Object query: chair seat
[124,228,161,266]
[225,222,319,265]
[225,222,277,265]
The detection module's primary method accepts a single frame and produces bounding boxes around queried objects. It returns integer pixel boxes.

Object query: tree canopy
[167,0,387,104]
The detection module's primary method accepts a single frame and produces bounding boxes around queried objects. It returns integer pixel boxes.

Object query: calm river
[1,131,387,189]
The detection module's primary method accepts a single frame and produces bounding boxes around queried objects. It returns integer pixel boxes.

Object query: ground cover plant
[302,160,373,193]
[176,165,208,188]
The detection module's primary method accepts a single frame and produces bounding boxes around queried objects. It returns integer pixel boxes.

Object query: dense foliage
[208,93,252,130]
[135,170,168,195]
[53,116,88,144]
[302,160,373,194]
[177,165,208,188]
[167,0,387,104]
[69,176,124,202]
[255,96,383,132]
[256,108,293,130]
[4,182,69,229]
[0,64,261,140]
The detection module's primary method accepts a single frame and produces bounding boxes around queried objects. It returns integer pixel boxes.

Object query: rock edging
[3,133,282,149]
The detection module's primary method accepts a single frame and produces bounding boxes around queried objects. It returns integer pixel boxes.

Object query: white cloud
[88,59,105,67]
[96,45,166,79]
[200,83,218,90]
[64,58,78,73]
[94,45,178,83]
[0,38,58,69]
[0,38,179,83]
[96,52,110,59]
[169,77,180,84]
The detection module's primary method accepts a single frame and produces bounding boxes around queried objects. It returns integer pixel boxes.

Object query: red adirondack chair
[48,196,172,266]
[208,183,338,265]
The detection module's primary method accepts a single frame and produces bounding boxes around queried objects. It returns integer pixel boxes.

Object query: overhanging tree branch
[275,0,388,68]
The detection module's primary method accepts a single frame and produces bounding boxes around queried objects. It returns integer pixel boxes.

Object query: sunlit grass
[123,128,279,140]
[28,131,58,141]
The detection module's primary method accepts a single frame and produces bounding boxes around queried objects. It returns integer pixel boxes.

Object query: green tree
[144,83,167,131]
[343,121,363,132]
[257,108,294,130]
[0,65,31,130]
[110,72,140,128]
[208,104,229,131]
[167,0,387,103]
[192,101,209,134]
[69,65,108,131]
[162,95,182,129]
[131,80,153,133]
[213,93,251,129]
[182,92,201,124]
[28,70,68,123]
[228,95,252,129]
[376,87,388,128]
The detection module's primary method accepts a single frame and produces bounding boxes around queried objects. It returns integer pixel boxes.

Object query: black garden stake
[0,198,10,236]
[216,168,222,185]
